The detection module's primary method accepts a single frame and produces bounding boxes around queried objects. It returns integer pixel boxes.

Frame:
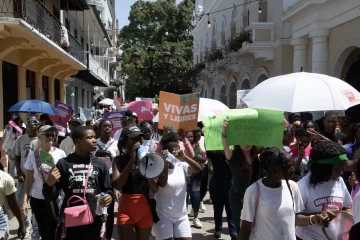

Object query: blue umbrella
[8,100,58,115]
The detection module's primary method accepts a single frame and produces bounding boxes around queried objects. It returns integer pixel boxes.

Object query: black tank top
[117,150,149,194]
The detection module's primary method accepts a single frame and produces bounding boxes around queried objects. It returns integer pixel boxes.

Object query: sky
[116,0,183,31]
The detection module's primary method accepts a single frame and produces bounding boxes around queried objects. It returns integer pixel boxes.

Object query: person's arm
[238,220,252,240]
[99,162,113,207]
[147,178,159,193]
[222,119,233,160]
[22,169,34,213]
[43,163,63,201]
[156,150,169,188]
[6,193,25,238]
[13,138,25,182]
[112,146,137,190]
[181,137,195,159]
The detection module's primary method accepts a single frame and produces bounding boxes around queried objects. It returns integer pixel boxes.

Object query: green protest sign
[202,114,227,151]
[40,150,55,168]
[226,108,284,147]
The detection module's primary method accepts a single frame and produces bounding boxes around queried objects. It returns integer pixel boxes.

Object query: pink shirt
[289,145,312,159]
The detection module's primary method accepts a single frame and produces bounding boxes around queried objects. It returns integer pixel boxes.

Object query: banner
[9,120,23,134]
[49,101,73,136]
[202,108,284,150]
[236,89,251,108]
[158,91,200,131]
[113,96,123,112]
[79,107,93,122]
[127,100,153,120]
[136,97,156,103]
[104,111,125,137]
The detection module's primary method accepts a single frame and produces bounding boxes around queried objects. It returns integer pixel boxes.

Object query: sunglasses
[42,133,55,138]
[27,120,39,125]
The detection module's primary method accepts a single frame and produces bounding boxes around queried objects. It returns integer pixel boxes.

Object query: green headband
[307,154,347,169]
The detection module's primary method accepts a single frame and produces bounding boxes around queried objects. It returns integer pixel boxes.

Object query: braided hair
[260,147,294,210]
[309,141,346,186]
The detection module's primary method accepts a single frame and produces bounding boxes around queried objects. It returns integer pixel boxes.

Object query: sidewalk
[8,195,232,240]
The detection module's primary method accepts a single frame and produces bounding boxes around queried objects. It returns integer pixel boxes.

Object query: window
[82,89,85,107]
[74,29,78,40]
[74,87,78,113]
[42,76,49,102]
[87,91,90,108]
[81,37,84,47]
[53,6,60,20]
[54,79,60,101]
[26,70,35,99]
[65,18,70,31]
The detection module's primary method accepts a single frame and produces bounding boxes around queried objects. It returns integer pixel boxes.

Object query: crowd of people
[1,109,360,240]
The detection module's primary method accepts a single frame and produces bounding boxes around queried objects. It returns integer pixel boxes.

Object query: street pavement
[8,194,232,240]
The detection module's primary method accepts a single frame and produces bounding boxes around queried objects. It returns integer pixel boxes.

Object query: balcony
[0,0,86,66]
[87,52,109,85]
[245,22,275,43]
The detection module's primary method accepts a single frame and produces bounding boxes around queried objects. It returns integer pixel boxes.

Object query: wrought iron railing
[0,0,86,65]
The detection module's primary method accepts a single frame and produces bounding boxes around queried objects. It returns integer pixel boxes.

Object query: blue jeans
[188,176,201,213]
[209,178,237,237]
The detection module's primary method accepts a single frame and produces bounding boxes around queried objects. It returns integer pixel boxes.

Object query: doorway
[2,61,18,127]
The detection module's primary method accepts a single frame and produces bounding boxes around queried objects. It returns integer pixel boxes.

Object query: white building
[193,0,360,115]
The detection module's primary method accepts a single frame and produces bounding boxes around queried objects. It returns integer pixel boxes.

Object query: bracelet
[221,132,226,139]
[309,215,315,226]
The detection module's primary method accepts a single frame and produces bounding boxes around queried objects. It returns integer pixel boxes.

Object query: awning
[76,70,110,87]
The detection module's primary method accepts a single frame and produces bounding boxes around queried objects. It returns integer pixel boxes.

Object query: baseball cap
[121,126,144,138]
[39,125,57,135]
[69,116,84,125]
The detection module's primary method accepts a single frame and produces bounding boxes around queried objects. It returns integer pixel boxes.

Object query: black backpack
[95,141,115,161]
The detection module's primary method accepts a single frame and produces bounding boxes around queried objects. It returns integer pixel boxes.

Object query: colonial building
[193,0,360,114]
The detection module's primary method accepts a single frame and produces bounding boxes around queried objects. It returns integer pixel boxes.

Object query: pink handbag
[63,159,94,228]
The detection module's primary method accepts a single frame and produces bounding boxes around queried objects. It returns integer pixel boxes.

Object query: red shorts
[117,194,153,228]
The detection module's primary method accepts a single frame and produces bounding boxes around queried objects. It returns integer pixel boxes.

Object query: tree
[116,0,196,100]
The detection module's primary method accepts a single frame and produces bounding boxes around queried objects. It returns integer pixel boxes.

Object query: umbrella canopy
[99,98,114,105]
[243,72,360,112]
[198,98,229,121]
[8,100,58,115]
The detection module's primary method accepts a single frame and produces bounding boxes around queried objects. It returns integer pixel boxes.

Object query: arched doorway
[343,48,360,121]
[240,79,251,89]
[219,85,226,105]
[204,89,207,98]
[256,74,268,85]
[228,82,237,109]
[211,87,215,99]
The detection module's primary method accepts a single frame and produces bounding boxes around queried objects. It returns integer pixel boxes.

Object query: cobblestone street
[8,195,232,240]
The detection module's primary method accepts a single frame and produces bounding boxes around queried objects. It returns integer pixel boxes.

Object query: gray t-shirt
[13,134,38,174]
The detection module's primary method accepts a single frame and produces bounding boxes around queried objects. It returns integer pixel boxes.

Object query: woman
[95,120,118,240]
[153,141,201,240]
[112,126,168,240]
[283,127,293,155]
[290,129,312,181]
[43,126,113,240]
[140,121,157,152]
[186,130,207,228]
[21,125,65,240]
[240,147,330,240]
[222,119,258,234]
[303,120,319,132]
[296,141,352,240]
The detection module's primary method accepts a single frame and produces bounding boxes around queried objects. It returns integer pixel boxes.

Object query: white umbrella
[198,98,229,121]
[243,72,360,112]
[153,98,229,123]
[99,98,114,105]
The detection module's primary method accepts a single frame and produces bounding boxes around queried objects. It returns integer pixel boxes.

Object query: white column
[291,38,308,72]
[309,30,330,74]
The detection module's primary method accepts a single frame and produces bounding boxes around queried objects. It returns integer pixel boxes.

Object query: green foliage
[117,0,196,100]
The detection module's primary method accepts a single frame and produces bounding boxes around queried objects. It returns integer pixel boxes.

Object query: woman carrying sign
[22,125,66,240]
[221,119,259,235]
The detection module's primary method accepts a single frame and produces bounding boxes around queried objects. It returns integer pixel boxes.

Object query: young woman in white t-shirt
[22,125,66,240]
[240,147,331,240]
[153,141,201,240]
[296,141,352,240]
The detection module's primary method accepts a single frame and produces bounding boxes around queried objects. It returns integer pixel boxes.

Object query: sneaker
[199,201,206,213]
[215,231,222,238]
[193,218,202,228]
[189,208,194,217]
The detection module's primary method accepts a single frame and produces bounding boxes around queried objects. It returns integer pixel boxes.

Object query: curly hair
[309,141,346,186]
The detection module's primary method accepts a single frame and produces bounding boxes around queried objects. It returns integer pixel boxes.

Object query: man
[320,111,346,145]
[13,115,39,239]
[0,169,26,239]
[59,116,83,156]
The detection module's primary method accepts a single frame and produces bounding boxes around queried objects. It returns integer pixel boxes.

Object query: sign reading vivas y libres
[158,91,200,131]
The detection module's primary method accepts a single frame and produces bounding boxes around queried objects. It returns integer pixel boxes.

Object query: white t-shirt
[13,134,38,174]
[59,136,75,156]
[24,148,66,199]
[155,162,189,218]
[241,179,304,240]
[96,138,118,173]
[295,174,352,240]
[141,139,157,153]
[353,191,360,224]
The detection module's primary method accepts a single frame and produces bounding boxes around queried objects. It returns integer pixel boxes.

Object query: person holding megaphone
[112,126,169,240]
